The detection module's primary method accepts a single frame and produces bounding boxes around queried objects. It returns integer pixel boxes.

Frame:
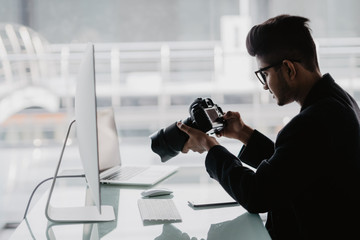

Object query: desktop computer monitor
[45,43,115,223]
[75,43,101,212]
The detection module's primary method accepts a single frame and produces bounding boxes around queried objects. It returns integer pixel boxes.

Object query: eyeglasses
[254,60,300,85]
[254,61,284,85]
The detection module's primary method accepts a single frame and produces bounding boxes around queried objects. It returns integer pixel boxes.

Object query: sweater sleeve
[238,129,275,168]
[205,145,272,213]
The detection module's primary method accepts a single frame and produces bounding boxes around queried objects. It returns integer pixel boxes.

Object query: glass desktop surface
[9,166,270,240]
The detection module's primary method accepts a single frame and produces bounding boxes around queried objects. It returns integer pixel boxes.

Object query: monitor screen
[75,43,101,212]
[45,43,114,223]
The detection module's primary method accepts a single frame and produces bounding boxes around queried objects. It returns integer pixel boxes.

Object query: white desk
[9,166,271,239]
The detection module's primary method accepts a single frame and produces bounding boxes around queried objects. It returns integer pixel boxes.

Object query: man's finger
[181,147,189,153]
[177,121,190,133]
[223,111,234,119]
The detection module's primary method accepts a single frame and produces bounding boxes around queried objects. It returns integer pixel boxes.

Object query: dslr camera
[150,98,226,162]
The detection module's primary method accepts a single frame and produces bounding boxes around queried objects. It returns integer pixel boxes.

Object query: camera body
[150,98,225,162]
[188,98,225,134]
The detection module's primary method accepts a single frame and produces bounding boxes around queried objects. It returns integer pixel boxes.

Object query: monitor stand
[45,120,115,223]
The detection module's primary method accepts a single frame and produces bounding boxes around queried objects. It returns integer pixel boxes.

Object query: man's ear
[283,60,297,80]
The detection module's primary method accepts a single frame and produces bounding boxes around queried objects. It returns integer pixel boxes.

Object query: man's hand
[216,111,254,145]
[177,122,219,153]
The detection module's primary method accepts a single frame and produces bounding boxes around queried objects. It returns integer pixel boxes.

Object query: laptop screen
[97,108,122,172]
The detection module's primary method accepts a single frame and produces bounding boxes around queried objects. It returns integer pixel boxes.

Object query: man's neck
[296,70,322,107]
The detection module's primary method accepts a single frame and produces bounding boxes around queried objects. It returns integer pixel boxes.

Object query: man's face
[256,57,293,106]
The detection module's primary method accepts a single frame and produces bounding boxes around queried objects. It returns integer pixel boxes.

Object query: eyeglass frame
[254,60,300,85]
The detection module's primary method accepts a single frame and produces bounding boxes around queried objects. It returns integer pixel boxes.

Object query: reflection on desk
[25,185,120,240]
[155,213,266,240]
[10,167,271,240]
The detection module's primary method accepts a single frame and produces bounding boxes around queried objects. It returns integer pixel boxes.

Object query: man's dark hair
[246,15,319,71]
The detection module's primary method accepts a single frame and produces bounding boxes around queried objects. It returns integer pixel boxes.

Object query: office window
[121,96,158,106]
[0,0,359,144]
[224,93,253,104]
[0,0,359,146]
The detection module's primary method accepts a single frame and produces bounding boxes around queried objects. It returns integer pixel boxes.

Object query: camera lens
[150,97,225,162]
[150,118,193,162]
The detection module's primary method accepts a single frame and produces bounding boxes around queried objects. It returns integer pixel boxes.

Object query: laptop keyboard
[107,166,147,181]
[138,199,182,223]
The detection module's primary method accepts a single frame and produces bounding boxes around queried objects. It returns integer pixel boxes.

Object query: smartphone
[188,200,238,208]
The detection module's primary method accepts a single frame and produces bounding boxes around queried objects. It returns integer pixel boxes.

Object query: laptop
[97,108,178,186]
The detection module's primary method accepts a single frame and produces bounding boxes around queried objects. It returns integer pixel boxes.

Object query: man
[177,15,360,239]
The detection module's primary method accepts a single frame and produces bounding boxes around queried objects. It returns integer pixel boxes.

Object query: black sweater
[205,74,360,239]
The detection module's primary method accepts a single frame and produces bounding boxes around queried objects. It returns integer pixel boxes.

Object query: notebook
[97,108,178,186]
